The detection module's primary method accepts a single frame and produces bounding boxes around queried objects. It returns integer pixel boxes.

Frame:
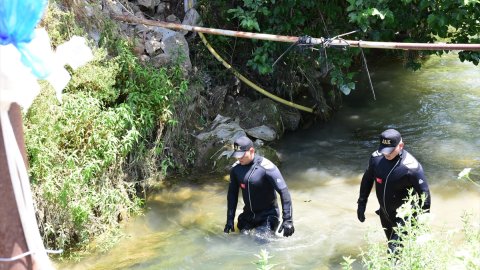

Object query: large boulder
[194,115,281,173]
[194,115,245,172]
[222,97,284,138]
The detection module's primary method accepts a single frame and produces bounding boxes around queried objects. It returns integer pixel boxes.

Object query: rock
[222,98,284,137]
[156,2,166,14]
[246,125,277,141]
[145,38,162,56]
[133,42,146,56]
[193,115,282,172]
[279,105,301,131]
[181,8,201,35]
[84,5,94,17]
[139,55,150,62]
[152,13,165,22]
[166,14,181,23]
[161,32,192,71]
[88,29,101,45]
[194,116,246,172]
[138,0,161,10]
[150,53,170,67]
[104,0,123,16]
[134,11,146,19]
[135,24,150,35]
[195,117,244,142]
[153,26,177,40]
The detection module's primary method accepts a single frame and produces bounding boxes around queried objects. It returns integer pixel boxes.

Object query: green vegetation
[341,190,480,269]
[24,2,189,255]
[347,0,480,69]
[253,249,276,270]
[198,0,479,118]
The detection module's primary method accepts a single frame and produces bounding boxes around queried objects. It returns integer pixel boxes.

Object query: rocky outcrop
[194,96,299,173]
[194,117,281,173]
[103,0,194,72]
[99,1,302,173]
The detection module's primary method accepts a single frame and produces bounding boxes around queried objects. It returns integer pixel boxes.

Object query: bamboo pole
[0,104,37,270]
[112,15,480,51]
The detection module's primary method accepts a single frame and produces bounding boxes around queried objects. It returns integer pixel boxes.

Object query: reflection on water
[62,54,480,269]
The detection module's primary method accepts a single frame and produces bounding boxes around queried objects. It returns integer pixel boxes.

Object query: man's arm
[409,164,431,211]
[357,156,375,222]
[264,162,292,220]
[225,170,239,233]
[359,165,374,203]
[262,159,294,237]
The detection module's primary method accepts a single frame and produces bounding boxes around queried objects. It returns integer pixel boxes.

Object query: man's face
[236,147,254,165]
[383,141,404,160]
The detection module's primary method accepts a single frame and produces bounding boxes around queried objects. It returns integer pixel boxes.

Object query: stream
[62,53,480,269]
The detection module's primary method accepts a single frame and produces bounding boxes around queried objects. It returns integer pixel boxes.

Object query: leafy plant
[25,3,190,255]
[344,189,480,269]
[253,249,276,270]
[347,0,480,68]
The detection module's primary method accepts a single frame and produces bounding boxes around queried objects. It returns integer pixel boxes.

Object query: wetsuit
[227,154,293,232]
[358,149,431,243]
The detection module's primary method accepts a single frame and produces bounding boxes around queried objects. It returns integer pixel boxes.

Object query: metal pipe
[112,15,480,51]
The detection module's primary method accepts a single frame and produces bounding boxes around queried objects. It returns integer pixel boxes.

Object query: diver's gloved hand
[224,219,234,233]
[357,203,366,222]
[278,219,294,237]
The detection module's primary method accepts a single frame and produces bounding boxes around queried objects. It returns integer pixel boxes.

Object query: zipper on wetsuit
[246,166,257,219]
[382,158,401,219]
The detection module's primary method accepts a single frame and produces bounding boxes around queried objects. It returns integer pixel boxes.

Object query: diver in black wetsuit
[357,129,431,251]
[223,136,294,237]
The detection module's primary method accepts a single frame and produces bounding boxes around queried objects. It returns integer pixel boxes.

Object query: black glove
[224,219,234,233]
[278,219,294,237]
[357,203,366,222]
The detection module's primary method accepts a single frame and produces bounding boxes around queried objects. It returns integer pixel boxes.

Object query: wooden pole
[0,104,37,270]
[112,14,480,51]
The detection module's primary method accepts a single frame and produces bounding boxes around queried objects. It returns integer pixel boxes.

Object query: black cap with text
[232,136,253,158]
[378,129,401,154]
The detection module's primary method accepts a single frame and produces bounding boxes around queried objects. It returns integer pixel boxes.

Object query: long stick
[0,104,37,270]
[112,15,480,51]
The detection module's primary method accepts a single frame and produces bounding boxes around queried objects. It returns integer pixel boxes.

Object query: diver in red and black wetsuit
[224,136,294,237]
[357,129,431,251]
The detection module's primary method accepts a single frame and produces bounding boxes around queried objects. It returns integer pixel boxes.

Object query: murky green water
[61,54,480,269]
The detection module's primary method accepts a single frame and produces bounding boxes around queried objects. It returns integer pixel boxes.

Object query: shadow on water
[61,53,480,269]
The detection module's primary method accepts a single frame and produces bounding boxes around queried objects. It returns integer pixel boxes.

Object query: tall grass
[24,2,189,256]
[341,189,480,269]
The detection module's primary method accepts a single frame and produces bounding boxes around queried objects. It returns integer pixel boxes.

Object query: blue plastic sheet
[0,0,48,45]
[0,0,49,78]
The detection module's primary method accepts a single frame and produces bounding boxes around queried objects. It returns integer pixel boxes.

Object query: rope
[198,32,314,113]
[358,40,376,100]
